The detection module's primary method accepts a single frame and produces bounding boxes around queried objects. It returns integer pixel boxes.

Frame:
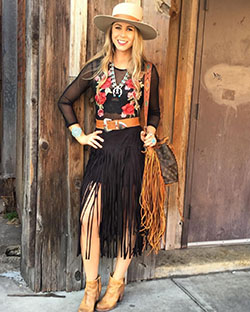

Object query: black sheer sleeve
[57,59,100,127]
[147,64,160,128]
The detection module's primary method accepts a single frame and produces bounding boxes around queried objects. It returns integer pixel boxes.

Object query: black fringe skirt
[78,126,145,259]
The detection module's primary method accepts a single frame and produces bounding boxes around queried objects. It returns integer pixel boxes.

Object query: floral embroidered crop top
[58,57,160,129]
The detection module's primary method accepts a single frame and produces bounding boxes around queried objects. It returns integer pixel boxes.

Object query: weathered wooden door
[20,0,172,292]
[185,0,250,245]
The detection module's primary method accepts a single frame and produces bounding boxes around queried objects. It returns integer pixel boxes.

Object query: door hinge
[204,0,209,11]
[195,103,200,120]
[188,204,192,219]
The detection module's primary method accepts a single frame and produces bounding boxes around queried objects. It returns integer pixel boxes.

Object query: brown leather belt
[96,117,140,132]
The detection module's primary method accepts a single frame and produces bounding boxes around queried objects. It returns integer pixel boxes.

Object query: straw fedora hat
[94,1,158,40]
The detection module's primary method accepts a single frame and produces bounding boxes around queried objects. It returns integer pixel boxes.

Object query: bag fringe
[140,147,166,253]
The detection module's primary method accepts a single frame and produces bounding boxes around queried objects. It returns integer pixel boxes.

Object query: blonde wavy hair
[84,24,147,97]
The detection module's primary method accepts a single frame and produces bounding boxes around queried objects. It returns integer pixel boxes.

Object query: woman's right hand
[76,130,104,149]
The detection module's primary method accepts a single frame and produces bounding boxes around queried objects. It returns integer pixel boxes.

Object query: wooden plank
[161,0,181,140]
[34,0,70,291]
[166,0,199,249]
[0,178,15,212]
[127,252,156,282]
[69,0,88,76]
[66,0,88,292]
[143,0,170,138]
[182,0,206,247]
[20,0,39,291]
[16,0,27,220]
[162,0,182,249]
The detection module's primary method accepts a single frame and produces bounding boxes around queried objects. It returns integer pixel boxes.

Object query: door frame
[182,0,207,247]
[182,0,250,247]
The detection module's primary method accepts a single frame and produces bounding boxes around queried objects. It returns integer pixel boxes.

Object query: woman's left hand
[140,130,157,147]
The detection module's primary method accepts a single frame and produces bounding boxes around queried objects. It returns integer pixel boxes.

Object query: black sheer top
[58,58,160,129]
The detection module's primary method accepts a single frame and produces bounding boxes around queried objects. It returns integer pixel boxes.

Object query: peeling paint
[155,0,178,17]
[203,64,250,109]
[156,0,171,15]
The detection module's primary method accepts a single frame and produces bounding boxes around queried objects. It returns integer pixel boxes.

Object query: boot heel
[96,274,125,311]
[118,291,124,302]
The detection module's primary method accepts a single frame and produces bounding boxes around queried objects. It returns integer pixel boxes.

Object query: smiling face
[111,22,135,53]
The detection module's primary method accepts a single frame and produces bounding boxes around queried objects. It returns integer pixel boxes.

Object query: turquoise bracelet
[71,127,82,138]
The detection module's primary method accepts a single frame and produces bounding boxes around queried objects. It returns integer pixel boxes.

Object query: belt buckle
[103,118,112,132]
[118,121,127,130]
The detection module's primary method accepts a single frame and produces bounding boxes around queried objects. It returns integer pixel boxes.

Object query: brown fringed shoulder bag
[140,62,182,254]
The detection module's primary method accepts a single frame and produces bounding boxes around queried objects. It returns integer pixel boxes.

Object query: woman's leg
[113,253,133,280]
[80,184,101,281]
[113,227,135,280]
[95,229,134,312]
[78,185,102,312]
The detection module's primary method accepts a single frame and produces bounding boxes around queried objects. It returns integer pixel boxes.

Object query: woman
[58,2,160,311]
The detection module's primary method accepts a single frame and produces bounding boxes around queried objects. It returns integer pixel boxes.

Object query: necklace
[110,63,129,98]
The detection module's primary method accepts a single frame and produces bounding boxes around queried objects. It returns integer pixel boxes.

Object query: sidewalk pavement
[1,212,250,312]
[1,269,250,312]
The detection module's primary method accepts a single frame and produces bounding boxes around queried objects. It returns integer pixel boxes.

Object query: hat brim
[94,15,157,40]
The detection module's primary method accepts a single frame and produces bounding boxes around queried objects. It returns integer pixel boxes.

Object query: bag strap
[143,62,185,225]
[143,62,153,129]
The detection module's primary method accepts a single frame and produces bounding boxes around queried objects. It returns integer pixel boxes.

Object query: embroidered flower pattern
[97,109,104,117]
[99,77,112,90]
[122,79,143,118]
[125,79,135,90]
[95,74,112,115]
[95,92,106,105]
[122,103,135,115]
[94,73,143,118]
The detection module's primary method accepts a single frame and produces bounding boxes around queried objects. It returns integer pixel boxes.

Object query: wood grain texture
[34,0,70,291]
[181,0,205,246]
[69,0,88,76]
[16,0,26,225]
[1,0,18,176]
[20,0,39,291]
[127,252,156,282]
[161,0,181,140]
[166,0,199,249]
[65,0,88,292]
[162,0,182,249]
[143,0,170,138]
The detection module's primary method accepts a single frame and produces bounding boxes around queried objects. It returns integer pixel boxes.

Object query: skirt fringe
[78,126,145,259]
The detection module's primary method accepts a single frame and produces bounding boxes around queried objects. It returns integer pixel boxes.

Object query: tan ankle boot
[78,275,101,312]
[96,274,125,312]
